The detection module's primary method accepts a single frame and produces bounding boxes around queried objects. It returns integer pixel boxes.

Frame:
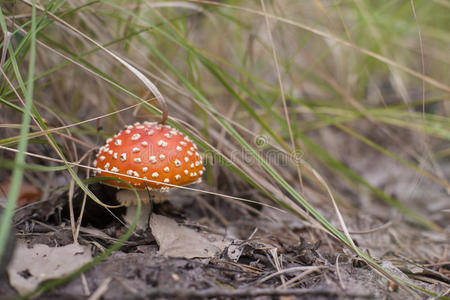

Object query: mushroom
[93,121,204,230]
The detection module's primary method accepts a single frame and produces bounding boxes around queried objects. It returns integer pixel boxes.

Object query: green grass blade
[0,0,37,269]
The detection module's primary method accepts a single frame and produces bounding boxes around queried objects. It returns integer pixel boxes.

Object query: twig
[80,273,90,296]
[280,267,322,289]
[87,277,112,300]
[256,266,326,285]
[336,253,346,290]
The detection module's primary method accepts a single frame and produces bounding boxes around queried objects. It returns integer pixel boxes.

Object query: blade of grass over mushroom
[0,144,283,213]
[0,0,37,272]
[0,159,68,172]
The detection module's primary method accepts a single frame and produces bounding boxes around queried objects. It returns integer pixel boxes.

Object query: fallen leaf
[0,180,42,207]
[7,241,92,295]
[150,214,231,258]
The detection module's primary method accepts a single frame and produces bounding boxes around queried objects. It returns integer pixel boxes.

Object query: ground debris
[7,241,92,295]
[124,287,373,299]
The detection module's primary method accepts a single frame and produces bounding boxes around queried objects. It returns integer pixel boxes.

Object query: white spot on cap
[199,170,203,175]
[164,178,169,183]
[147,130,155,136]
[190,163,194,168]
[134,158,142,163]
[187,151,193,156]
[126,170,133,175]
[136,125,145,129]
[175,174,181,180]
[195,161,200,166]
[184,169,188,175]
[163,166,170,173]
[114,139,122,146]
[195,152,200,157]
[106,138,113,143]
[184,136,191,142]
[113,153,118,159]
[190,172,194,177]
[142,167,148,173]
[134,122,140,126]
[164,133,172,138]
[111,167,119,173]
[127,125,133,129]
[152,172,159,178]
[155,124,162,130]
[170,130,178,135]
[190,147,195,151]
[184,157,189,162]
[180,141,187,146]
[157,140,168,147]
[133,171,139,177]
[141,141,148,147]
[132,147,140,153]
[176,146,182,152]
[120,153,127,161]
[104,162,110,170]
[131,134,141,141]
[149,156,157,163]
[108,150,113,155]
[159,154,165,160]
[93,160,97,167]
[174,159,181,167]
[99,156,106,161]
[125,129,131,134]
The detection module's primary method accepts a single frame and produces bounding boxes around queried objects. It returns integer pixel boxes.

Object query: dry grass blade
[260,0,303,189]
[0,145,284,213]
[1,30,12,68]
[20,0,168,123]
[187,0,450,93]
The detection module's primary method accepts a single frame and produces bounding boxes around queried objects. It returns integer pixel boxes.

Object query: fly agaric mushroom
[93,121,204,229]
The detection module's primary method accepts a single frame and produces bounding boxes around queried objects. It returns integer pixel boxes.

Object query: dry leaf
[7,241,92,294]
[0,180,42,207]
[150,214,231,258]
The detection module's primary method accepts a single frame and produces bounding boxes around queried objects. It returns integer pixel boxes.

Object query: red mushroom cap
[93,122,204,190]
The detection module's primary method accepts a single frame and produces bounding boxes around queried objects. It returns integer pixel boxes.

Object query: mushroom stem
[123,202,152,231]
[116,190,169,230]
